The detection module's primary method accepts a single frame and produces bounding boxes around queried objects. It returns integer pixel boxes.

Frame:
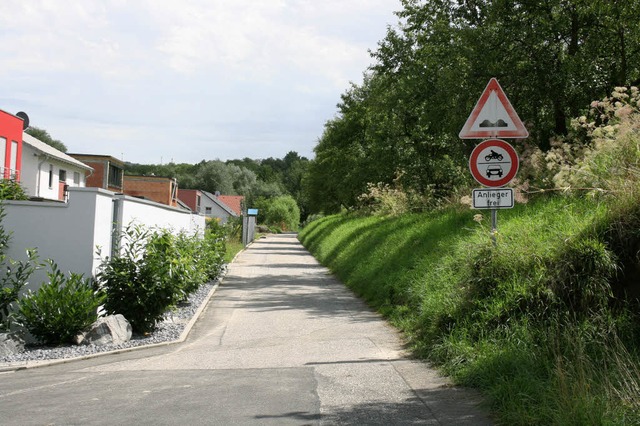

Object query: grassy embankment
[299,195,640,425]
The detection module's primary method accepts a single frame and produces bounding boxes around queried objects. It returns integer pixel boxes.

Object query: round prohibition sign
[469,139,519,187]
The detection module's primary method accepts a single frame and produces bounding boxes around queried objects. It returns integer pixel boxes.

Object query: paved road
[0,234,491,425]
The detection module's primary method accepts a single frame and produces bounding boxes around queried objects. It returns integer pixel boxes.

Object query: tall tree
[25,126,67,152]
[304,0,640,214]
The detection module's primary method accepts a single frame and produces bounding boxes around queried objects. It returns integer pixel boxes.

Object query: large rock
[79,315,132,346]
[0,332,25,356]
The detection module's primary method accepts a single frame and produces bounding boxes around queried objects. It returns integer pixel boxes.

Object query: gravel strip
[0,267,225,365]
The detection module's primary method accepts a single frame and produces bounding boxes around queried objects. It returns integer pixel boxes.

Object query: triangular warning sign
[459,78,528,139]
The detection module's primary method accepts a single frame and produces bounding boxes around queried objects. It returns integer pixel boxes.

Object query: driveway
[0,234,491,425]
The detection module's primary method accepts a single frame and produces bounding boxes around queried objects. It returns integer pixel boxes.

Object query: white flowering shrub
[357,182,410,216]
[520,87,640,195]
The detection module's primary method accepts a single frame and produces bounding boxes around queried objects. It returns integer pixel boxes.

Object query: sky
[0,1,401,164]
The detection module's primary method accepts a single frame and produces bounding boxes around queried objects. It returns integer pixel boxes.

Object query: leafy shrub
[224,216,243,241]
[0,179,29,201]
[197,228,226,281]
[355,171,438,216]
[301,213,325,228]
[256,195,300,231]
[0,205,40,331]
[17,261,105,344]
[97,225,181,333]
[97,224,226,333]
[0,249,40,332]
[357,182,410,216]
[520,86,640,196]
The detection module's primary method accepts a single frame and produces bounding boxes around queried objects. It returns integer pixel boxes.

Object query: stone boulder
[0,332,25,356]
[78,315,132,346]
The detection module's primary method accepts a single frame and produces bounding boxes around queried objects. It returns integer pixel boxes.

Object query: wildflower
[473,214,484,223]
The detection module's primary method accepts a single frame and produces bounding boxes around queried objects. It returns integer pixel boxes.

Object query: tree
[255,195,301,231]
[25,126,67,152]
[194,160,236,195]
[304,0,640,213]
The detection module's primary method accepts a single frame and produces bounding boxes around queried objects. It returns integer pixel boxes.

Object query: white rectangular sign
[472,188,514,209]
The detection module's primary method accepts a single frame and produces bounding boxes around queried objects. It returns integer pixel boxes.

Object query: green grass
[224,239,245,264]
[299,195,640,425]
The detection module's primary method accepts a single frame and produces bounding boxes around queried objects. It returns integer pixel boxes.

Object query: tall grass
[299,195,640,425]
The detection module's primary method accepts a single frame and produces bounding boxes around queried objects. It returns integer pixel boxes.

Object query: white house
[177,189,239,224]
[20,133,93,201]
[201,191,238,224]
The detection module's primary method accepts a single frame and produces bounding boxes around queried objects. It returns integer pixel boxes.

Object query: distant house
[21,134,93,201]
[67,154,125,193]
[123,175,179,207]
[177,188,203,213]
[178,189,239,224]
[217,195,244,216]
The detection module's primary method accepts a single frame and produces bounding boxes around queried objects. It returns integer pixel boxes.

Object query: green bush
[197,228,226,281]
[17,261,105,345]
[256,195,300,231]
[97,224,226,334]
[0,249,39,331]
[0,179,28,201]
[97,225,182,333]
[0,205,40,331]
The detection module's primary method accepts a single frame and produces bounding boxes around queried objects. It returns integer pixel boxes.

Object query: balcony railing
[0,167,20,181]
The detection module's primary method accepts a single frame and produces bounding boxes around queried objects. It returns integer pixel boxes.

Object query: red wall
[178,189,199,211]
[0,110,23,180]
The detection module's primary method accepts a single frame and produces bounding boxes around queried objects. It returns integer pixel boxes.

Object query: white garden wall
[117,194,204,238]
[2,187,205,292]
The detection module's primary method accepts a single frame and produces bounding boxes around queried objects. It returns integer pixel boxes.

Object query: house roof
[217,195,244,216]
[202,191,237,217]
[23,133,93,171]
[67,153,125,167]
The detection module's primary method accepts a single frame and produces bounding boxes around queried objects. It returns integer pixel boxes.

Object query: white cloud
[0,0,400,163]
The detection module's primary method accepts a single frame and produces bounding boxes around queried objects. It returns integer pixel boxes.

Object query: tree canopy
[25,126,68,152]
[126,151,311,220]
[305,0,640,214]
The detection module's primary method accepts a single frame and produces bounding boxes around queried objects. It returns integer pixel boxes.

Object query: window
[59,169,67,183]
[10,141,17,177]
[0,138,5,175]
[48,164,53,188]
[205,207,212,214]
[196,195,201,210]
[108,164,123,187]
[73,172,80,185]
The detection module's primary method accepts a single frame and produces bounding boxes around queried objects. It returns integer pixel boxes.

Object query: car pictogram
[486,165,503,178]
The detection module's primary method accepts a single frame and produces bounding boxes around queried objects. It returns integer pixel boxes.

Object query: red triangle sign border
[459,78,529,139]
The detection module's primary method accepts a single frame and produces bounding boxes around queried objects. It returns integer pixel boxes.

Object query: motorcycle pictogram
[484,150,503,162]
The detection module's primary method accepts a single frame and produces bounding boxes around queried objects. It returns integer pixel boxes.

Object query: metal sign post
[461,77,527,244]
[491,209,498,246]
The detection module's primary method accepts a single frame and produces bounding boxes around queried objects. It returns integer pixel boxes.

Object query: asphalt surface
[0,234,492,425]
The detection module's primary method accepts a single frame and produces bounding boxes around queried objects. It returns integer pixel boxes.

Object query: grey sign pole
[491,209,498,246]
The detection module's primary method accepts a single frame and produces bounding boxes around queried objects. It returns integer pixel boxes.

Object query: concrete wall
[117,194,204,237]
[2,187,205,291]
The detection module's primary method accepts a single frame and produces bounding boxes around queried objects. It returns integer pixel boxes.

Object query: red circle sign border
[469,139,519,187]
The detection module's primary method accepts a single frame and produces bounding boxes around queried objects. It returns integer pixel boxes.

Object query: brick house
[123,175,179,207]
[68,154,125,193]
[178,189,238,224]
